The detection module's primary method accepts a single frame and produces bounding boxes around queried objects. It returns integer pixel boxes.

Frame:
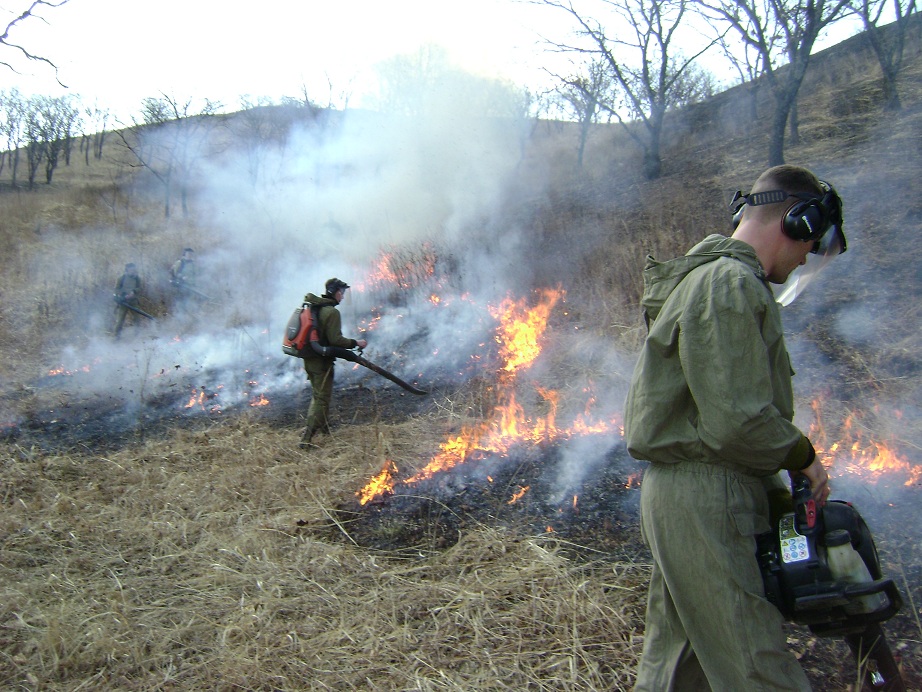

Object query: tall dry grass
[0,417,649,690]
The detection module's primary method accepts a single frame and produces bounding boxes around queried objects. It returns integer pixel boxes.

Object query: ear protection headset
[730,181,843,244]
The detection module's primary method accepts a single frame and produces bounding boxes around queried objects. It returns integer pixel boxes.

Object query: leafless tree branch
[1,0,70,86]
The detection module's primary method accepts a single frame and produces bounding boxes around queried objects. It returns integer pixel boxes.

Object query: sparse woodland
[1,24,922,692]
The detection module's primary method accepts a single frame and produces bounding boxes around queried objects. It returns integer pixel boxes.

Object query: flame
[358,287,622,505]
[507,485,530,504]
[249,394,270,407]
[400,289,565,486]
[810,400,920,486]
[356,243,439,293]
[357,460,398,504]
[490,288,560,373]
[183,386,223,413]
[47,358,100,376]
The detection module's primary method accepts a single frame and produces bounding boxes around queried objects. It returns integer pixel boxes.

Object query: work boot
[299,428,316,450]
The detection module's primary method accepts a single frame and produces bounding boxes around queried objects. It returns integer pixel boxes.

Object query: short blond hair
[745,165,824,223]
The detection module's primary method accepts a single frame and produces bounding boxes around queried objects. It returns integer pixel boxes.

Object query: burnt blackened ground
[331,441,645,557]
[0,362,443,454]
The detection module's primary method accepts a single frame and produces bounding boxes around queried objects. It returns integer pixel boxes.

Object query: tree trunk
[644,108,665,180]
[789,101,800,146]
[768,101,789,167]
[748,83,759,126]
[577,120,590,168]
[643,148,662,179]
[11,149,20,187]
[881,68,902,111]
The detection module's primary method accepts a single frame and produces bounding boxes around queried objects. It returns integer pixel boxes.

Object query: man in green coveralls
[625,165,847,690]
[300,278,367,449]
[113,262,142,338]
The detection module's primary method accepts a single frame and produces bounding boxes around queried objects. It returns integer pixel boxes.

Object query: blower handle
[791,474,818,535]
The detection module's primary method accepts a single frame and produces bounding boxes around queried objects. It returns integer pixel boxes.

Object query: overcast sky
[2,0,581,119]
[3,0,868,125]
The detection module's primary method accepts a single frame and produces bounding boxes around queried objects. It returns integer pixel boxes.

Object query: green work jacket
[301,293,358,363]
[624,234,807,477]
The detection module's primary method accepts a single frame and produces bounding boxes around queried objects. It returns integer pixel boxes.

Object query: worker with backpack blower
[624,165,846,690]
[299,278,367,449]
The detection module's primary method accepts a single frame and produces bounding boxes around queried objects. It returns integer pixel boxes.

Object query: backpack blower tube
[282,303,427,395]
[757,475,906,690]
[325,345,429,396]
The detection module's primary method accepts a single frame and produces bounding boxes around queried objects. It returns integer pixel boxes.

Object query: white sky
[2,0,866,123]
[2,0,576,119]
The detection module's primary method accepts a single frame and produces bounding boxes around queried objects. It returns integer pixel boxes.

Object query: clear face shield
[774,225,847,307]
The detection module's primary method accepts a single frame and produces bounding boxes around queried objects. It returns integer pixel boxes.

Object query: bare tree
[553,57,615,167]
[700,0,850,165]
[540,0,719,179]
[375,43,531,125]
[82,100,110,163]
[116,94,221,218]
[235,95,289,186]
[18,94,78,185]
[716,31,768,123]
[1,0,69,82]
[849,0,918,109]
[23,97,43,187]
[0,88,27,184]
[41,94,79,180]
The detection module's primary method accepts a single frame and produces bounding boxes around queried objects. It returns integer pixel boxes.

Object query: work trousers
[113,300,139,336]
[303,359,334,436]
[634,462,811,692]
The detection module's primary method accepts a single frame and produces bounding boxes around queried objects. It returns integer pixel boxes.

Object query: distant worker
[113,262,142,338]
[170,247,197,290]
[300,278,367,449]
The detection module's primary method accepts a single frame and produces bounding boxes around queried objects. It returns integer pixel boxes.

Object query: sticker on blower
[778,514,811,563]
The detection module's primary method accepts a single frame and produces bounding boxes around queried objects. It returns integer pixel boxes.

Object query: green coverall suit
[624,235,816,691]
[300,292,360,442]
[113,270,142,337]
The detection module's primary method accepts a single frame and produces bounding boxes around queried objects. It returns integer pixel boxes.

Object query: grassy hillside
[1,27,921,690]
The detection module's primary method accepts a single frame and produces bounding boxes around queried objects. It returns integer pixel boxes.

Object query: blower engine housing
[757,490,902,637]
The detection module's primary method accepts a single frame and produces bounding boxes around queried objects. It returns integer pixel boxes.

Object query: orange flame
[358,287,623,505]
[357,460,398,504]
[183,386,223,413]
[810,400,920,486]
[507,485,530,504]
[47,358,99,376]
[249,394,270,407]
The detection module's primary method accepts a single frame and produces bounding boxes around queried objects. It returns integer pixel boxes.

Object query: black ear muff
[732,181,844,248]
[730,190,747,229]
[732,204,745,229]
[781,198,829,241]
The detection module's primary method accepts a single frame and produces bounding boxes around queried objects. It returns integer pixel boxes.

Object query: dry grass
[0,418,649,690]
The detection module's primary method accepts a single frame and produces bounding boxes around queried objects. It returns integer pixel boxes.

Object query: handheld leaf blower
[757,475,906,690]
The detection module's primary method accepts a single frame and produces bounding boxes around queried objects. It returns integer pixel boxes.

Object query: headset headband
[729,188,822,214]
